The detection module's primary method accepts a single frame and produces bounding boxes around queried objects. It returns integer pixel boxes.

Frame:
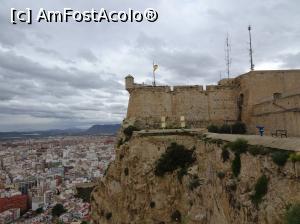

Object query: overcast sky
[0,0,299,131]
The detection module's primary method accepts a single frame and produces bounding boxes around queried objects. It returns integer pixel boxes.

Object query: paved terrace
[135,129,300,152]
[206,133,300,152]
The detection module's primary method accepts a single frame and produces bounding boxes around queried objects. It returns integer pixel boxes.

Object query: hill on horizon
[85,124,121,134]
[0,124,121,140]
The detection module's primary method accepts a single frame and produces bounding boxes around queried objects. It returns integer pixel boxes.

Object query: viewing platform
[206,133,300,152]
[133,128,300,152]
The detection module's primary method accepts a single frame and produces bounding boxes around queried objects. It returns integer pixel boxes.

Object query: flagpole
[153,61,156,86]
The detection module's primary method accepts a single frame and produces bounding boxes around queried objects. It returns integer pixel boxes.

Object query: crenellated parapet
[124,70,300,136]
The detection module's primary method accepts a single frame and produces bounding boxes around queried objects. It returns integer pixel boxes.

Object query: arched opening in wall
[237,93,244,121]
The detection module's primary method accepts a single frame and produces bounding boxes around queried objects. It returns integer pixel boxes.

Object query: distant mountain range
[0,124,121,140]
[85,124,120,135]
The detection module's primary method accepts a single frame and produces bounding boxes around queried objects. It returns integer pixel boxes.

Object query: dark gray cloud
[0,50,122,91]
[0,0,300,131]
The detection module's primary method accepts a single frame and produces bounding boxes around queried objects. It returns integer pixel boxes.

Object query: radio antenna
[248,25,255,71]
[225,33,232,79]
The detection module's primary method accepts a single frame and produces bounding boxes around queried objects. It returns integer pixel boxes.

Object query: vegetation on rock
[289,153,300,163]
[227,138,248,154]
[123,125,139,140]
[247,145,269,156]
[284,203,300,224]
[154,143,196,177]
[251,175,268,205]
[217,171,226,179]
[231,153,241,177]
[221,148,230,162]
[271,151,290,166]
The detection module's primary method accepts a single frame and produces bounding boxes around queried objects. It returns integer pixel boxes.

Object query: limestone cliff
[91,129,300,224]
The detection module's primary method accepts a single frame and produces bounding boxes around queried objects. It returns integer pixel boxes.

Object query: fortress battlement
[125,70,300,136]
[125,75,235,93]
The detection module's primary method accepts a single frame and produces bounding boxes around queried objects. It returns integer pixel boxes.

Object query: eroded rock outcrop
[91,130,300,224]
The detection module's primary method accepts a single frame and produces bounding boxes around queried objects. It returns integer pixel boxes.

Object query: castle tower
[125,75,134,91]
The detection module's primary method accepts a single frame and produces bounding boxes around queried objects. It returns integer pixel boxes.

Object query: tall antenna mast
[225,33,231,79]
[248,25,254,71]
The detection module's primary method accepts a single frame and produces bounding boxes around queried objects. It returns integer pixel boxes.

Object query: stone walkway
[206,133,300,152]
[135,129,300,152]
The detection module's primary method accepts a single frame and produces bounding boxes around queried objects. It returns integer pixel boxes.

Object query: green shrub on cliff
[250,175,268,205]
[221,148,230,162]
[217,171,226,179]
[231,153,241,177]
[154,143,196,177]
[271,151,290,166]
[284,203,300,224]
[228,138,248,154]
[248,145,267,156]
[123,125,139,140]
[289,153,300,163]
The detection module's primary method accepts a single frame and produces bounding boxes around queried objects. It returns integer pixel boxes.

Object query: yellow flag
[153,64,158,72]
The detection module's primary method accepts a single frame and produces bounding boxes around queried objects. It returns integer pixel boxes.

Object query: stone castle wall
[237,70,300,136]
[126,83,239,129]
[125,70,300,136]
[250,94,300,136]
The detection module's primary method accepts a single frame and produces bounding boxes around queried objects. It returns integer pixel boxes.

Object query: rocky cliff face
[91,130,300,224]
